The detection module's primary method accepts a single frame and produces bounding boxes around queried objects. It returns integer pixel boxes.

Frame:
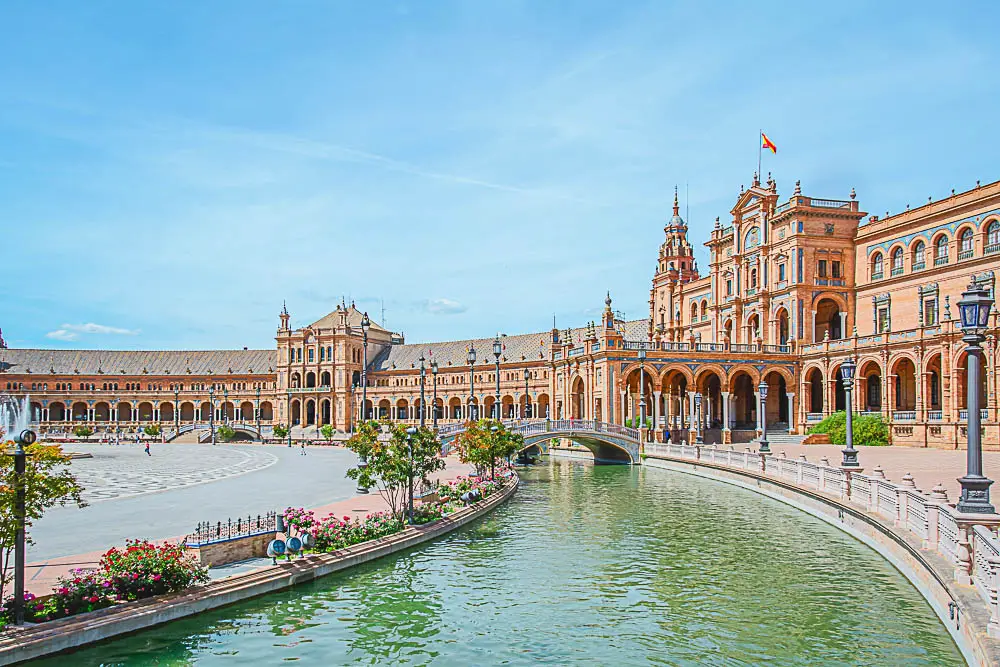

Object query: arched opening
[730,371,757,432]
[199,401,212,421]
[377,399,390,420]
[321,371,331,386]
[537,393,550,419]
[806,367,824,414]
[986,220,1000,253]
[700,301,708,321]
[871,252,884,278]
[912,240,926,269]
[159,402,174,422]
[934,233,949,265]
[433,397,444,421]
[696,370,724,443]
[624,367,653,428]
[483,396,496,420]
[305,399,316,425]
[397,399,409,421]
[723,318,733,341]
[94,402,111,421]
[240,401,254,421]
[291,372,301,388]
[72,401,88,421]
[221,401,235,422]
[959,227,975,259]
[660,369,690,439]
[49,402,66,421]
[746,314,761,341]
[306,372,316,389]
[892,358,917,413]
[814,298,843,341]
[762,371,788,429]
[117,402,132,422]
[138,402,154,421]
[924,355,942,414]
[570,377,585,419]
[502,394,514,419]
[890,246,904,276]
[30,401,42,422]
[775,308,790,345]
[258,401,271,422]
[180,402,195,421]
[290,399,301,426]
[860,361,882,412]
[448,397,462,420]
[321,399,331,425]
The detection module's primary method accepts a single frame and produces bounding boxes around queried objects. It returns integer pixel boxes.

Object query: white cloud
[45,323,140,341]
[422,298,467,315]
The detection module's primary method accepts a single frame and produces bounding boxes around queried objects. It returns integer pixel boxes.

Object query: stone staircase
[762,424,807,446]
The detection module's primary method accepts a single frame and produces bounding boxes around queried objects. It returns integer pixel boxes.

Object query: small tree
[272,424,289,439]
[345,421,445,522]
[320,424,335,442]
[456,419,523,479]
[216,425,235,442]
[143,424,161,437]
[0,443,85,603]
[72,425,93,438]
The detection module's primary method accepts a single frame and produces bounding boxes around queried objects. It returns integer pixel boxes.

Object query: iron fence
[185,511,278,546]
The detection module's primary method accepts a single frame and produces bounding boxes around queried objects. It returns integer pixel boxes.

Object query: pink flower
[152,574,162,581]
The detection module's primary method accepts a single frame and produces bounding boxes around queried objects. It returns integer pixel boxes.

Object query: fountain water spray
[0,394,32,443]
[1,394,35,626]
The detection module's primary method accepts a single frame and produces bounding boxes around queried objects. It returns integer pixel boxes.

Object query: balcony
[892,411,916,421]
[871,271,884,280]
[934,255,949,266]
[958,248,975,261]
[806,412,823,422]
[927,410,943,421]
[745,287,758,297]
[987,242,1000,256]
[912,261,926,271]
[959,409,990,422]
[891,267,904,277]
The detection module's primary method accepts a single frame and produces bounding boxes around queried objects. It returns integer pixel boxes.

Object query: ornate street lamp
[431,360,439,429]
[957,281,995,513]
[11,428,36,625]
[358,312,371,494]
[840,358,860,467]
[223,386,229,425]
[637,348,646,429]
[524,368,531,419]
[286,390,292,448]
[468,345,477,421]
[208,385,216,445]
[694,392,703,444]
[493,335,502,420]
[757,381,770,453]
[419,353,427,428]
[255,386,261,439]
[173,388,180,433]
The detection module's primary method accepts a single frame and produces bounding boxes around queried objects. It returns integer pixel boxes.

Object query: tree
[0,443,85,603]
[72,425,93,438]
[216,425,235,442]
[143,424,161,437]
[320,424,335,442]
[455,419,523,479]
[273,424,289,439]
[344,421,445,522]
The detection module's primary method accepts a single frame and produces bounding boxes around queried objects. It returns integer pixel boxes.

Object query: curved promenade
[0,475,519,666]
[641,443,1000,667]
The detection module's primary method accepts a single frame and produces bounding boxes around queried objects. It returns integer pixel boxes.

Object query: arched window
[690,302,698,323]
[890,247,903,275]
[987,221,1000,253]
[959,228,974,259]
[912,240,926,269]
[871,252,884,278]
[750,269,758,288]
[700,301,708,321]
[934,235,949,265]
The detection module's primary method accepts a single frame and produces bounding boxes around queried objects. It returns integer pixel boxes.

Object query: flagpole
[757,128,762,183]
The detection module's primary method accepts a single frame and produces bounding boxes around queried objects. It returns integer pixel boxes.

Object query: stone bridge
[438,419,641,464]
[165,423,267,443]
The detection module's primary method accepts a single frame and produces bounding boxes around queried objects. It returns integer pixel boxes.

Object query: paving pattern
[65,443,278,503]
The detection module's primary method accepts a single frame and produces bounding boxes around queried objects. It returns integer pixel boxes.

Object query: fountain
[0,394,32,443]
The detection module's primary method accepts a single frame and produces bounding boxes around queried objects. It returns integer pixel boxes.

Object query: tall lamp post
[286,391,292,447]
[694,392,703,444]
[419,353,427,428]
[757,381,770,453]
[208,385,216,445]
[524,368,531,419]
[637,348,646,429]
[255,386,261,438]
[493,335,502,420]
[431,360,439,429]
[405,426,417,524]
[173,388,180,434]
[11,428,36,625]
[840,358,860,467]
[957,281,995,513]
[358,312,371,494]
[223,386,229,425]
[468,345,477,421]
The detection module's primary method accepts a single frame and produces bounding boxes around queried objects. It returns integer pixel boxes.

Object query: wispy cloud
[420,298,467,315]
[46,323,140,341]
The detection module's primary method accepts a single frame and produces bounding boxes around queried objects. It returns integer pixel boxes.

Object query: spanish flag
[761,132,777,154]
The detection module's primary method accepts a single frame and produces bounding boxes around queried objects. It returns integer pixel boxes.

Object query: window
[832,261,841,279]
[726,279,733,296]
[319,347,324,361]
[959,228,974,259]
[778,263,786,281]
[934,235,949,265]
[988,221,1000,252]
[327,346,332,361]
[308,348,314,362]
[871,253,883,278]
[750,269,758,288]
[925,299,937,326]
[891,248,903,275]
[877,307,890,333]
[912,241,926,269]
[296,348,302,362]
[818,260,827,278]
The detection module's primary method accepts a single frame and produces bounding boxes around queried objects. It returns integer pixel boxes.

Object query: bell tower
[656,186,698,284]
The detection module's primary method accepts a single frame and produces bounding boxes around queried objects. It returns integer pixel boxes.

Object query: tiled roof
[369,319,649,371]
[308,305,391,334]
[0,349,276,376]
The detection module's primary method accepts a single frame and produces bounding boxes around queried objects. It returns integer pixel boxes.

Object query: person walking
[144,441,151,456]
[300,441,307,456]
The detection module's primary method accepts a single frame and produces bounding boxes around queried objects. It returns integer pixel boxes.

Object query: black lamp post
[431,360,439,429]
[358,312,371,494]
[694,392,703,444]
[840,358,860,467]
[11,428,36,625]
[419,353,426,428]
[208,385,216,445]
[524,368,531,419]
[957,281,995,513]
[173,388,180,433]
[223,386,229,425]
[406,426,417,523]
[493,335,502,420]
[637,348,646,428]
[489,424,499,479]
[255,386,261,438]
[286,391,292,448]
[468,345,477,421]
[758,381,770,453]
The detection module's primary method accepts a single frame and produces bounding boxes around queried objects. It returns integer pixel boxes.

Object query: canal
[37,459,964,665]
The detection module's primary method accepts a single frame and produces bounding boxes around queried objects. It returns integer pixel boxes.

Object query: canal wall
[642,453,997,667]
[0,475,519,666]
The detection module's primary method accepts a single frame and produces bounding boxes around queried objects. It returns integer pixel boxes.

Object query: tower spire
[673,185,680,216]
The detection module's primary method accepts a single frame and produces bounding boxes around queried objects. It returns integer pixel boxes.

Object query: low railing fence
[185,511,278,546]
[645,443,1000,632]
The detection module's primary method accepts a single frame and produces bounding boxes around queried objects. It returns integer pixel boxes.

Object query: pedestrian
[300,441,307,456]
[145,441,151,456]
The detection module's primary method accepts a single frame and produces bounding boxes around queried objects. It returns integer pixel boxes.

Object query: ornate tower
[279,302,290,332]
[657,186,699,284]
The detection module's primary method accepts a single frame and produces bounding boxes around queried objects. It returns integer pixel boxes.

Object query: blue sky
[2,1,998,350]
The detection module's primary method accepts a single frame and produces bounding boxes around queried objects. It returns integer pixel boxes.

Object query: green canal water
[38,460,964,666]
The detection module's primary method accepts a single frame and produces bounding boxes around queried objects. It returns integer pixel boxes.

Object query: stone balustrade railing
[644,442,1000,637]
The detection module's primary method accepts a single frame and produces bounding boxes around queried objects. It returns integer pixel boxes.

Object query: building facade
[3,176,999,449]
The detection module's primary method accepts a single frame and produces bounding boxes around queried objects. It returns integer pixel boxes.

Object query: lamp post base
[956,475,995,514]
[758,439,770,454]
[841,447,860,468]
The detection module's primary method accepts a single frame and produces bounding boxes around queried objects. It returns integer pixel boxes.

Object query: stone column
[619,390,627,425]
[652,391,661,433]
[722,391,731,433]
[688,391,697,439]
[839,312,847,340]
[786,392,795,433]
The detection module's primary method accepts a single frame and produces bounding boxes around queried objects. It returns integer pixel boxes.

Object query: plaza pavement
[24,441,472,594]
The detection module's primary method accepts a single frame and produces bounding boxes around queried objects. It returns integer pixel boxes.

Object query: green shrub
[72,425,93,438]
[143,424,161,437]
[320,424,335,441]
[809,411,888,446]
[624,417,652,429]
[216,425,235,442]
[273,424,289,439]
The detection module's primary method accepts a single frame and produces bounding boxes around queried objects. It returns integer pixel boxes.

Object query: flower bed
[2,540,208,625]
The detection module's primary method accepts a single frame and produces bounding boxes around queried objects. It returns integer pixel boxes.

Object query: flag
[761,132,777,154]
